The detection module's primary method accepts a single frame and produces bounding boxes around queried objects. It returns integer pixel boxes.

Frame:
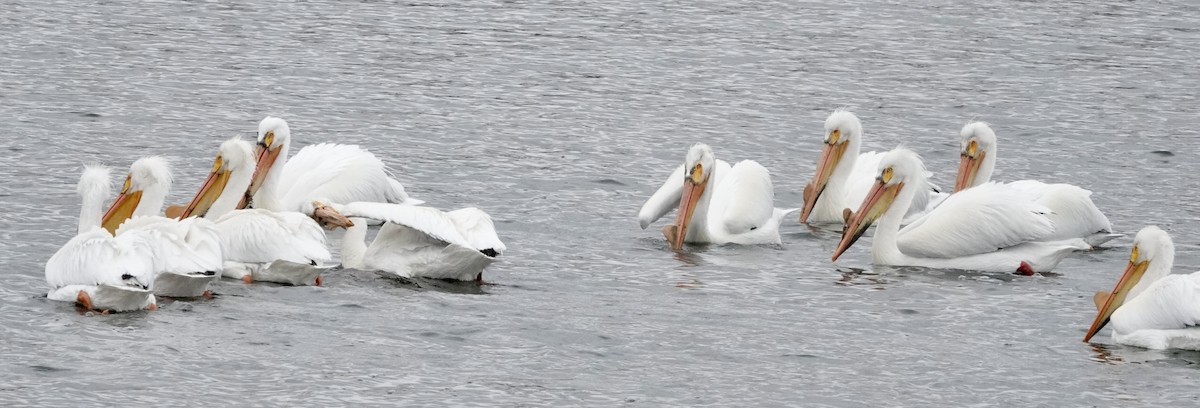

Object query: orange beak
[800,140,848,223]
[247,143,282,207]
[954,150,985,192]
[663,172,707,250]
[100,187,142,234]
[1083,258,1149,342]
[179,166,231,219]
[831,179,903,261]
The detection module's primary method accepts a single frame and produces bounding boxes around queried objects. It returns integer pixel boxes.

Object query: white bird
[336,202,505,282]
[99,157,223,298]
[955,122,1119,247]
[800,110,943,224]
[638,143,797,249]
[246,117,421,217]
[44,165,157,312]
[831,147,1089,273]
[1084,226,1200,350]
[178,137,351,286]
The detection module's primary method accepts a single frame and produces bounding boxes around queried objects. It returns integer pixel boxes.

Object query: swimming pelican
[99,157,223,298]
[638,143,797,249]
[800,110,943,224]
[44,165,157,312]
[955,122,1119,247]
[1084,226,1200,349]
[336,202,505,281]
[179,137,351,286]
[831,147,1089,273]
[246,117,421,216]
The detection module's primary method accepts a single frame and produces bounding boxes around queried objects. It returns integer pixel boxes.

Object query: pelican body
[831,148,1089,273]
[1084,226,1200,349]
[339,202,505,282]
[638,143,797,249]
[955,122,1118,247]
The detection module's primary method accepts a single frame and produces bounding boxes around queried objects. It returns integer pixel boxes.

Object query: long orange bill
[246,144,282,207]
[1083,259,1149,342]
[831,180,903,261]
[800,141,848,223]
[954,151,985,192]
[663,178,706,250]
[100,189,142,234]
[179,169,231,219]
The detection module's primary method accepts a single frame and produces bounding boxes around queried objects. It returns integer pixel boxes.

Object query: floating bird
[1084,226,1200,349]
[832,147,1089,273]
[336,202,505,282]
[100,157,222,298]
[800,110,943,224]
[44,165,157,312]
[639,143,797,249]
[246,117,421,216]
[955,122,1119,247]
[179,138,351,285]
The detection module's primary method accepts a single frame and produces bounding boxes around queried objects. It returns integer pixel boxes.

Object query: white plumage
[955,122,1118,247]
[1085,226,1200,350]
[44,165,157,312]
[338,202,504,282]
[638,143,796,248]
[832,147,1089,273]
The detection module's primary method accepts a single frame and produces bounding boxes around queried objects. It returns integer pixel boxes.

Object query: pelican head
[180,138,256,219]
[832,147,922,261]
[1084,226,1175,342]
[801,109,863,223]
[101,157,172,234]
[955,121,997,192]
[663,143,716,250]
[248,116,291,200]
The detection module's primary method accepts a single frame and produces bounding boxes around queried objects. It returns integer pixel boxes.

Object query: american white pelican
[1084,226,1200,349]
[179,137,351,286]
[44,165,157,312]
[956,122,1119,247]
[99,157,223,298]
[336,202,505,282]
[638,143,797,249]
[800,110,943,224]
[831,147,1090,273]
[246,117,421,215]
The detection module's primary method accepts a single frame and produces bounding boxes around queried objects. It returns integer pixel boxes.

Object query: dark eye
[121,274,134,280]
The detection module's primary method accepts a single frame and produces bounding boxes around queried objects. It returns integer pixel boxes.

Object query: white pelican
[1084,226,1200,349]
[99,157,223,298]
[335,202,505,282]
[831,147,1089,273]
[955,122,1119,247]
[179,137,351,286]
[800,110,943,224]
[246,117,422,215]
[44,165,157,312]
[638,143,797,249]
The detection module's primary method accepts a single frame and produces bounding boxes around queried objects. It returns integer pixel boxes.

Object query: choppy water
[3,0,1200,405]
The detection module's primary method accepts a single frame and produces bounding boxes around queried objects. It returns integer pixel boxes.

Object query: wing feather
[213,209,330,264]
[711,160,776,235]
[446,207,506,253]
[897,182,1055,258]
[637,165,685,229]
[277,143,413,212]
[340,202,472,248]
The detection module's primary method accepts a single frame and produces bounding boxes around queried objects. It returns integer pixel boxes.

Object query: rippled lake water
[3,0,1200,405]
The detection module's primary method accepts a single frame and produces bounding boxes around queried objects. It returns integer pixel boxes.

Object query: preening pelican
[956,122,1119,247]
[246,117,421,216]
[44,165,157,312]
[336,202,505,282]
[100,157,223,298]
[800,110,943,224]
[638,143,797,249]
[1084,226,1200,349]
[831,147,1089,273]
[180,137,351,286]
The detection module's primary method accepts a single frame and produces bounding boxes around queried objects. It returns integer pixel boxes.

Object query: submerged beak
[1083,258,1150,342]
[311,201,354,230]
[179,168,232,219]
[831,179,903,261]
[100,189,143,234]
[247,143,282,204]
[801,141,848,223]
[954,150,985,192]
[663,175,707,250]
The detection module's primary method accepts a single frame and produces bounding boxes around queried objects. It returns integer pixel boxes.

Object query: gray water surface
[3,0,1200,406]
